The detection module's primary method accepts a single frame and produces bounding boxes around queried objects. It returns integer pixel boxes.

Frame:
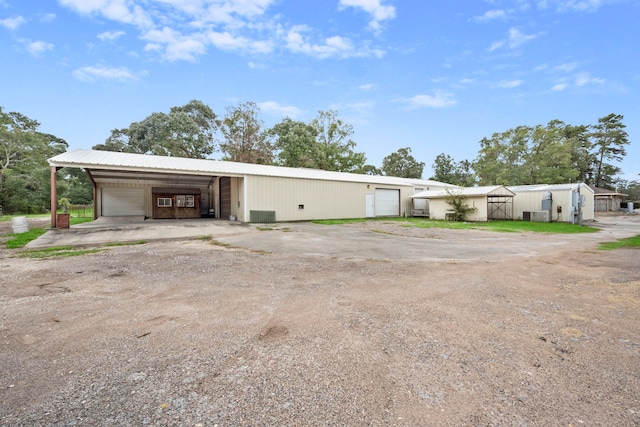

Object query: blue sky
[1,0,638,180]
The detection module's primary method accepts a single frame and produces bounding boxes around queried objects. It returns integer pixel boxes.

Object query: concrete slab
[26,218,253,249]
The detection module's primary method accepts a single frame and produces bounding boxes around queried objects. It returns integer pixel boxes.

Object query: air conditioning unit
[531,211,549,222]
[523,211,531,221]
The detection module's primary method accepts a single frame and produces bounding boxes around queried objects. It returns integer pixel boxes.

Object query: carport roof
[410,185,515,199]
[49,149,453,188]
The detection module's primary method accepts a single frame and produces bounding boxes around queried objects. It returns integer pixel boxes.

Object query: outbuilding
[590,185,628,212]
[508,183,594,223]
[409,185,516,222]
[48,149,452,227]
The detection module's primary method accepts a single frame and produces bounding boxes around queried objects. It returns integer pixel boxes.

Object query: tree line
[431,114,632,191]
[1,100,636,215]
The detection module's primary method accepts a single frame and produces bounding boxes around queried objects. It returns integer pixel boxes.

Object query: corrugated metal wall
[245,176,413,221]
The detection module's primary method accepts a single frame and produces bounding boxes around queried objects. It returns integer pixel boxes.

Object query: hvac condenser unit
[531,211,549,222]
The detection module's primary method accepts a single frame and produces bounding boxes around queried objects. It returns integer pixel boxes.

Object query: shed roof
[508,183,594,194]
[410,185,515,199]
[589,185,628,197]
[49,149,452,188]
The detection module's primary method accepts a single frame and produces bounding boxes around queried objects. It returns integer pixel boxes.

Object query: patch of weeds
[193,235,213,241]
[256,226,275,231]
[370,229,394,235]
[280,227,292,232]
[104,240,148,246]
[211,240,232,248]
[18,246,104,258]
[598,235,640,250]
[312,218,367,225]
[251,249,271,254]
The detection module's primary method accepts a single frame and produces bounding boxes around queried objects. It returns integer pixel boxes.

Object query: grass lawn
[313,217,599,234]
[3,216,95,249]
[598,235,640,250]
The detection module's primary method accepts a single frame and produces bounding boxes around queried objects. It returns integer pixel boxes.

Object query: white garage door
[102,188,145,216]
[374,189,400,217]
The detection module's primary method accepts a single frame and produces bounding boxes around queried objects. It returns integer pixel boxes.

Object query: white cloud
[338,0,396,33]
[72,64,142,82]
[59,0,387,61]
[472,9,508,22]
[58,0,153,28]
[358,83,377,91]
[554,0,606,12]
[574,72,604,86]
[259,101,302,118]
[553,61,580,72]
[285,25,385,59]
[40,13,56,22]
[551,82,568,91]
[0,15,26,30]
[25,40,54,56]
[396,91,457,109]
[98,30,126,41]
[494,79,523,88]
[489,27,541,51]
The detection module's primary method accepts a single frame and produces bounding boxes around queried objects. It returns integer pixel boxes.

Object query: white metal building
[508,183,594,223]
[48,149,453,226]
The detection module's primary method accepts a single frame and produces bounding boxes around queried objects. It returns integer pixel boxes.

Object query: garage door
[102,188,145,216]
[374,189,400,217]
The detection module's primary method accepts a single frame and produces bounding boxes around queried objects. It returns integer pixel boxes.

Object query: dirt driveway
[1,216,639,426]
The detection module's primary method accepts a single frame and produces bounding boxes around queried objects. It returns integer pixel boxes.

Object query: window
[185,195,195,208]
[157,197,172,207]
[176,195,186,207]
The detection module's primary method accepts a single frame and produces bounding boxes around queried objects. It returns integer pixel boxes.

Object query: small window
[185,195,195,208]
[298,204,304,210]
[157,197,172,207]
[176,195,186,207]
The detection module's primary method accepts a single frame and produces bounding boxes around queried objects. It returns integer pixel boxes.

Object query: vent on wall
[250,210,276,223]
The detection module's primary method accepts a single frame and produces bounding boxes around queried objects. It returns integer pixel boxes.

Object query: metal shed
[48,149,452,227]
[508,183,594,223]
[410,185,515,221]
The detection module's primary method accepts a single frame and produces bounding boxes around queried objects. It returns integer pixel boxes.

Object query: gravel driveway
[1,215,639,426]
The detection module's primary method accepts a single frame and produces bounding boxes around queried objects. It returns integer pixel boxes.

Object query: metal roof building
[410,185,516,221]
[48,149,453,226]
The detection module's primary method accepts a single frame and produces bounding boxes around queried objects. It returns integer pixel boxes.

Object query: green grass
[5,228,48,249]
[104,240,148,246]
[314,217,598,234]
[18,246,104,258]
[598,235,640,250]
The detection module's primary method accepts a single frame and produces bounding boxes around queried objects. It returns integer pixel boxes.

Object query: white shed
[508,183,594,223]
[410,185,515,222]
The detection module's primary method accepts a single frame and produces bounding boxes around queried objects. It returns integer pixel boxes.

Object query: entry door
[220,177,232,218]
[374,189,400,217]
[365,194,374,217]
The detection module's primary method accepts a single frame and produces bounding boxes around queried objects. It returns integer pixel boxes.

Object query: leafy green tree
[590,113,630,188]
[309,110,366,172]
[0,106,68,213]
[268,118,318,168]
[381,147,424,178]
[444,188,477,221]
[94,100,218,159]
[473,122,578,185]
[268,110,367,172]
[430,153,475,186]
[219,101,273,164]
[360,164,382,175]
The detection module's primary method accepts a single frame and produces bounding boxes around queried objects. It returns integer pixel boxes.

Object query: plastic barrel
[11,216,30,234]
